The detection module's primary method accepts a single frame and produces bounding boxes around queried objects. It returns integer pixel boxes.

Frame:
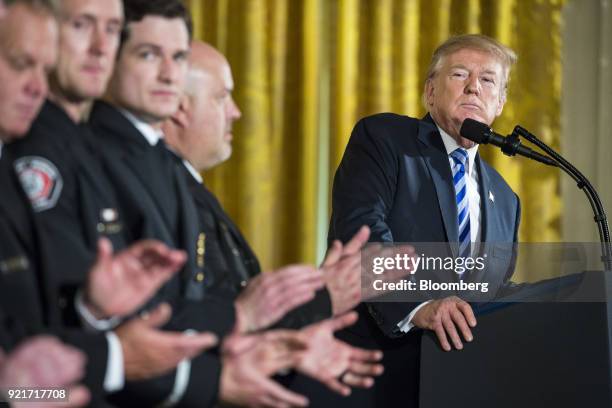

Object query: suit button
[232,248,240,257]
[58,296,67,309]
[195,272,204,282]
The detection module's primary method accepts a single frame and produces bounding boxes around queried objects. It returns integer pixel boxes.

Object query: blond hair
[423,34,517,105]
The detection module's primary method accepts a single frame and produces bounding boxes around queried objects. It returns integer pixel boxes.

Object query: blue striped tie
[450,148,471,259]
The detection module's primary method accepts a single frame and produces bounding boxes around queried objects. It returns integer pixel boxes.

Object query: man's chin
[459,136,477,149]
[461,112,493,127]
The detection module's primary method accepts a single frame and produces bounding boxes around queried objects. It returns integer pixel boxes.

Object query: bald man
[163,40,375,331]
[162,41,388,401]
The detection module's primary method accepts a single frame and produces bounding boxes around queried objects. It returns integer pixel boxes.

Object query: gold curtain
[186,0,564,279]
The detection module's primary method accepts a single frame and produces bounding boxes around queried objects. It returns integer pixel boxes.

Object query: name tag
[0,256,30,274]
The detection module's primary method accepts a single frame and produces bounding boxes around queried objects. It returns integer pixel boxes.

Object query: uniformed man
[160,40,393,400]
[88,1,387,405]
[0,0,219,405]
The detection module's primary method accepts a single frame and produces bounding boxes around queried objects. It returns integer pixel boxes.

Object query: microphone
[460,118,557,167]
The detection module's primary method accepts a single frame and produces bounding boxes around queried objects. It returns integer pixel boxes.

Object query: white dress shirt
[182,160,203,184]
[397,124,483,333]
[119,108,164,146]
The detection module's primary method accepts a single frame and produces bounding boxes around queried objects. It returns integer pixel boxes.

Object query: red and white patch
[14,156,63,212]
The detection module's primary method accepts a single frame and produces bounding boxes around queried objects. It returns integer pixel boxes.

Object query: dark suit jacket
[89,101,235,407]
[321,113,520,407]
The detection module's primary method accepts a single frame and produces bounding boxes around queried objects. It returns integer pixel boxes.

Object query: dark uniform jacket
[7,100,131,325]
[89,101,235,407]
[0,144,109,405]
[181,165,333,329]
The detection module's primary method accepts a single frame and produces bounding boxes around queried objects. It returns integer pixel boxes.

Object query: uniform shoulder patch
[14,156,63,212]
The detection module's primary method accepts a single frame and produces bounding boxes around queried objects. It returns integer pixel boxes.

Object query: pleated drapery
[186,0,564,282]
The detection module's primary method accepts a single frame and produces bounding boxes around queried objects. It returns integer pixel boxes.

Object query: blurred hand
[294,312,383,396]
[324,226,417,314]
[412,296,476,351]
[84,238,186,319]
[322,226,371,315]
[220,330,309,408]
[0,336,90,407]
[235,265,324,333]
[115,303,218,380]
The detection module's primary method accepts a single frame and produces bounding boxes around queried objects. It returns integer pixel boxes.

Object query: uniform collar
[118,109,164,146]
[182,160,203,184]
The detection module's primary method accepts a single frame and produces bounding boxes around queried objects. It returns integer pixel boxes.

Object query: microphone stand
[513,125,612,271]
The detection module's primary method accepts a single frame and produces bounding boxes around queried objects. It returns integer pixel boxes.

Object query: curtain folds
[186,0,564,277]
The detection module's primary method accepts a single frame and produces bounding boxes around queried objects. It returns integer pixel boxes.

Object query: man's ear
[496,89,507,117]
[170,95,192,129]
[425,79,435,107]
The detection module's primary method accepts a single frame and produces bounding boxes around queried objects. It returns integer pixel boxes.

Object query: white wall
[562,0,612,242]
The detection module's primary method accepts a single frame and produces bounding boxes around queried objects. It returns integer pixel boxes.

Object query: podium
[419,271,612,408]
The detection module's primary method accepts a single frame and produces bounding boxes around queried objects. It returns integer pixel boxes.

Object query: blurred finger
[328,312,358,332]
[321,240,343,267]
[322,377,351,396]
[141,303,172,328]
[347,360,384,376]
[342,226,370,255]
[342,372,374,389]
[174,332,219,357]
[261,378,309,407]
[65,385,90,408]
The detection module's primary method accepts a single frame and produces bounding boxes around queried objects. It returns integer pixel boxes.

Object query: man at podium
[327,34,521,407]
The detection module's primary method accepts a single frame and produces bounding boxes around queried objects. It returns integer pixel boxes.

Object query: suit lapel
[416,116,459,255]
[91,103,178,232]
[174,163,200,283]
[476,155,496,243]
[124,151,177,231]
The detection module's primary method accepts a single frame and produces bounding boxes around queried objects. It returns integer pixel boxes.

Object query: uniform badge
[97,208,122,234]
[14,156,63,212]
[101,208,118,222]
[197,232,206,269]
[0,256,30,274]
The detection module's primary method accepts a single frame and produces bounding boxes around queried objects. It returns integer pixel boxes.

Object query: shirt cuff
[75,290,121,331]
[159,330,196,407]
[104,332,125,393]
[397,300,432,333]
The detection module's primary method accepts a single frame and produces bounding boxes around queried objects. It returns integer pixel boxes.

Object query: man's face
[0,4,57,142]
[184,62,241,170]
[53,0,123,101]
[108,16,190,124]
[426,48,506,148]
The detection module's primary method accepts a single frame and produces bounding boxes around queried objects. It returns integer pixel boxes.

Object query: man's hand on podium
[412,296,476,351]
